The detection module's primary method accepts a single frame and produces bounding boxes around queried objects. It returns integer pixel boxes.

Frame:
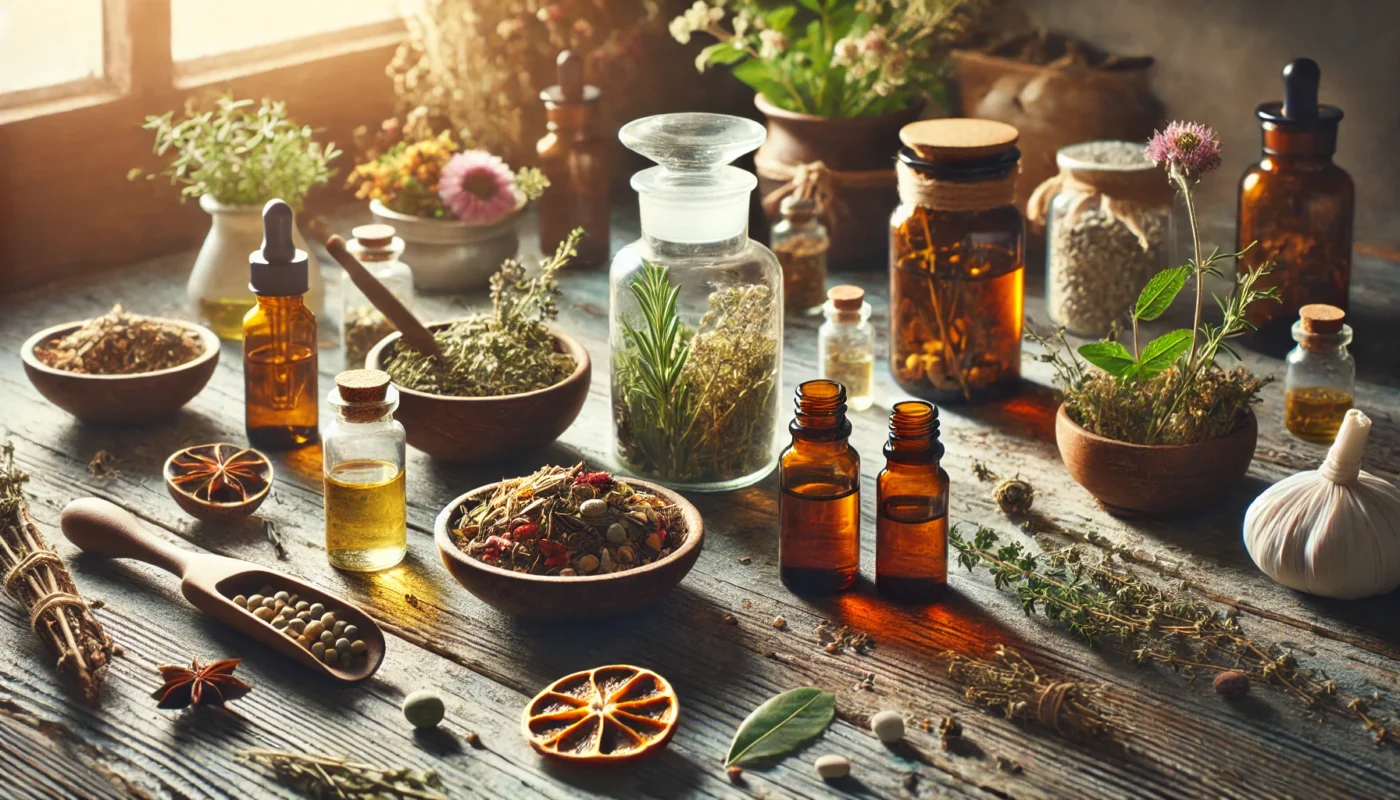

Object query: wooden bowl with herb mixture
[434,466,704,620]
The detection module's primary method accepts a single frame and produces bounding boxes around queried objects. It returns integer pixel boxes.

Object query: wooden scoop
[324,234,444,361]
[60,498,385,683]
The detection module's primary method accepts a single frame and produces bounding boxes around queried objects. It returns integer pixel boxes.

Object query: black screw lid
[1255,58,1343,129]
[249,199,309,296]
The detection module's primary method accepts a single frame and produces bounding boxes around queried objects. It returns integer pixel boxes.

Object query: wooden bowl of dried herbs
[21,306,220,424]
[434,465,704,619]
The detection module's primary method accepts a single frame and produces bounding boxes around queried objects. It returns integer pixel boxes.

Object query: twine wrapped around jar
[1026,157,1172,251]
[895,160,1019,213]
[758,156,894,238]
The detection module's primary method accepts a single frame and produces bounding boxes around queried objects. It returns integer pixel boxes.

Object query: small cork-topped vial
[819,285,874,411]
[342,224,414,369]
[323,369,407,571]
[890,119,1025,404]
[1284,304,1355,443]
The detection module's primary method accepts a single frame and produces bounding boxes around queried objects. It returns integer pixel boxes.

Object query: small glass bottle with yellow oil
[1284,303,1355,444]
[323,369,407,572]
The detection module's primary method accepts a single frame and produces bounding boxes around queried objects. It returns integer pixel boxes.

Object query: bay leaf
[725,687,836,766]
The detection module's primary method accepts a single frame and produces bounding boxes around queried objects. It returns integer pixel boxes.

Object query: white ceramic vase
[370,198,524,293]
[187,195,323,339]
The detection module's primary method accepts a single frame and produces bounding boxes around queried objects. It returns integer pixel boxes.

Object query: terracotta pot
[21,319,220,424]
[434,478,703,620]
[370,198,524,293]
[753,94,923,267]
[365,323,589,462]
[1055,404,1257,516]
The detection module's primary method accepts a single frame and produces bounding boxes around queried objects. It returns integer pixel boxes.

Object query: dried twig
[942,645,1110,741]
[236,748,448,799]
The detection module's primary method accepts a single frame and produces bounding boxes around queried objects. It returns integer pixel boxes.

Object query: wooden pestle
[324,235,444,361]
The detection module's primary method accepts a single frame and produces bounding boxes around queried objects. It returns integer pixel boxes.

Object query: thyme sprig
[951,525,1399,748]
[942,644,1111,742]
[236,748,448,799]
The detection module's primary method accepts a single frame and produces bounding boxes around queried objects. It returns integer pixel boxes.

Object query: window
[171,0,398,63]
[0,1,105,94]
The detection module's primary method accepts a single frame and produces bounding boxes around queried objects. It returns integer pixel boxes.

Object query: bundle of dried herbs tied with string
[450,464,686,577]
[0,444,115,706]
[386,229,582,397]
[614,260,778,484]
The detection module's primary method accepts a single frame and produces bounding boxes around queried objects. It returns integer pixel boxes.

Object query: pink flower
[1145,121,1222,176]
[438,150,518,224]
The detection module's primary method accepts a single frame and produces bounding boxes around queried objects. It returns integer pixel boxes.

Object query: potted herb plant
[670,0,979,262]
[137,94,339,340]
[1039,122,1279,516]
[347,113,548,293]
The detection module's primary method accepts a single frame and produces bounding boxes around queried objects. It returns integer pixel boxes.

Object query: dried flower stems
[951,525,1399,747]
[942,645,1110,741]
[0,443,114,706]
[236,748,447,799]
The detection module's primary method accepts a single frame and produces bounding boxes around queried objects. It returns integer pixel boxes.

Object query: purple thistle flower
[1145,121,1222,176]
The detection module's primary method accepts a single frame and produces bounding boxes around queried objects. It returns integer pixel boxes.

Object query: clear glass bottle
[819,285,875,412]
[610,113,783,491]
[1284,304,1355,444]
[244,200,318,450]
[323,369,407,572]
[342,224,415,369]
[876,401,949,602]
[1043,141,1173,337]
[1238,58,1353,341]
[537,50,611,267]
[890,119,1025,404]
[779,380,860,594]
[772,196,828,316]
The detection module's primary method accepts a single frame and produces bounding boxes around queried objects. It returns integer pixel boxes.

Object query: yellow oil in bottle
[200,297,256,340]
[324,459,407,572]
[1285,387,1353,443]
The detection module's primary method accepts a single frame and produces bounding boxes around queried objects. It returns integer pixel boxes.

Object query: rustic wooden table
[3,208,1399,800]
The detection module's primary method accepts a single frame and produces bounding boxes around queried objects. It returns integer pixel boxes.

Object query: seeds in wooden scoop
[228,589,368,667]
[522,665,679,764]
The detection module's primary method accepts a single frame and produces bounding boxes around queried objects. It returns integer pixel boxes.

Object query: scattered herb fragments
[993,477,1035,515]
[450,463,685,576]
[522,665,679,763]
[87,450,120,482]
[263,519,287,560]
[0,444,115,706]
[34,304,204,375]
[152,658,252,709]
[942,645,1110,741]
[386,229,582,397]
[726,688,836,766]
[816,621,875,656]
[229,585,369,666]
[951,525,1400,748]
[167,444,272,504]
[237,748,447,800]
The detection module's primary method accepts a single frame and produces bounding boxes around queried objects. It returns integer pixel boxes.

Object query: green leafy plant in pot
[670,0,983,263]
[1040,122,1279,516]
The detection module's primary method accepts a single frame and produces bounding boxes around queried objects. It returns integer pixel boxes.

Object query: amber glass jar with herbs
[891,119,1024,404]
[537,51,611,267]
[1238,58,1353,340]
[780,380,860,594]
[876,401,949,602]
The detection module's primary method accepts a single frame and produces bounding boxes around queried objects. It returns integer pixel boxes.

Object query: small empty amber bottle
[244,199,318,449]
[876,401,949,601]
[1284,304,1355,444]
[537,50,611,267]
[779,380,860,594]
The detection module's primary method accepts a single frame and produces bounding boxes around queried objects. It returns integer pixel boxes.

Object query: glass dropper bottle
[876,400,949,601]
[779,379,861,594]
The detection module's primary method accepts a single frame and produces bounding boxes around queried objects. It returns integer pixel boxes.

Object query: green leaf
[1133,265,1192,322]
[698,42,747,69]
[1077,341,1136,378]
[725,688,835,766]
[795,0,822,13]
[766,5,797,31]
[1136,329,1192,378]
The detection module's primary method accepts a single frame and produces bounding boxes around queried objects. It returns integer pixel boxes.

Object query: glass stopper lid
[621,113,765,173]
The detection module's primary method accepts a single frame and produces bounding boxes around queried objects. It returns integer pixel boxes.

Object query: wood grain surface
[2,207,1398,799]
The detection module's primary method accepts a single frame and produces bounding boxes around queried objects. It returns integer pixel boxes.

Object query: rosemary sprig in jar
[950,525,1399,747]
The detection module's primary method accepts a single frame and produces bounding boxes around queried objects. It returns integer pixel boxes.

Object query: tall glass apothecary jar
[890,119,1024,404]
[610,113,784,491]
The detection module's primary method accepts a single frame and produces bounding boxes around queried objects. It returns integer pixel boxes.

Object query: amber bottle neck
[254,295,308,310]
[790,379,852,443]
[1261,124,1337,160]
[884,400,944,464]
[545,103,601,141]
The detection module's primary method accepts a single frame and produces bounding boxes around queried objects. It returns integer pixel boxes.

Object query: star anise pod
[151,658,252,709]
[167,444,270,504]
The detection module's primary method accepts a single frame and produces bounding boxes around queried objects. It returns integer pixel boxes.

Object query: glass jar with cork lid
[341,224,414,369]
[323,369,407,572]
[819,285,874,412]
[1284,304,1355,444]
[890,119,1024,404]
[772,195,829,315]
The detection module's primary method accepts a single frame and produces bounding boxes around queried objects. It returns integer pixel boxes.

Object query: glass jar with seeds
[771,196,828,316]
[1034,141,1174,337]
[610,113,783,491]
[341,224,415,369]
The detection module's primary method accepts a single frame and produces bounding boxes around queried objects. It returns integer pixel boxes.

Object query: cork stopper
[780,195,816,223]
[827,285,865,311]
[336,369,391,404]
[1299,303,1345,334]
[352,224,396,249]
[899,118,1019,162]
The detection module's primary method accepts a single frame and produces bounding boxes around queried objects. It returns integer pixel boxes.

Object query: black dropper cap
[249,199,309,296]
[1255,58,1343,129]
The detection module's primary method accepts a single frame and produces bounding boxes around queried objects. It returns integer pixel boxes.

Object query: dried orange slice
[522,665,679,764]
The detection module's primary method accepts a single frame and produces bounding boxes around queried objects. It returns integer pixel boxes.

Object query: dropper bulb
[1282,58,1320,120]
[261,199,296,263]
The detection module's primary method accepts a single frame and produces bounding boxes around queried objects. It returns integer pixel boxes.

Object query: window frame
[0,0,402,292]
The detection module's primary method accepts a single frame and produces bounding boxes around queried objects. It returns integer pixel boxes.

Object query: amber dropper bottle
[244,199,319,449]
[779,379,861,594]
[876,400,949,601]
